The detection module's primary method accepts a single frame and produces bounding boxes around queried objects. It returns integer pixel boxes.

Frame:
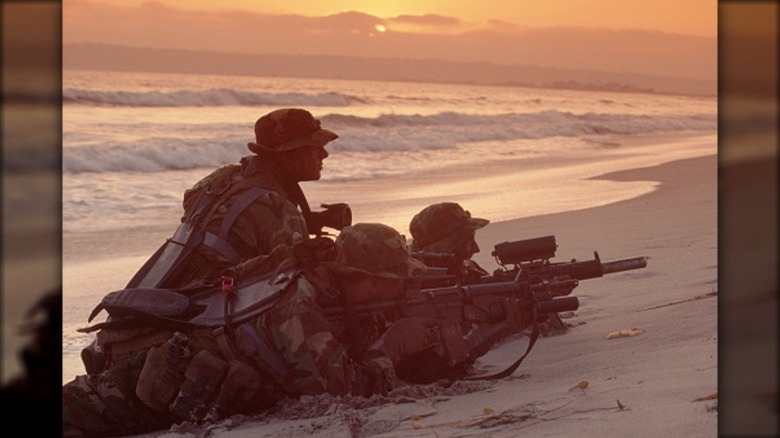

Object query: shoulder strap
[126,182,270,288]
[202,187,270,264]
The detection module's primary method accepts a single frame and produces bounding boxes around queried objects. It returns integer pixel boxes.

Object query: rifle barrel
[601,257,647,274]
[537,296,579,314]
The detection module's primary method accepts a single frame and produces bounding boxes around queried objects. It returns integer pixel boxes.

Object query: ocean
[62,69,717,384]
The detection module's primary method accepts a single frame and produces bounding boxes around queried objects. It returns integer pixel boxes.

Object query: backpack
[126,165,269,289]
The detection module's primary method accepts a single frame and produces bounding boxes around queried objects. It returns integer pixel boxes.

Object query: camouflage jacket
[170,155,309,288]
[254,274,396,397]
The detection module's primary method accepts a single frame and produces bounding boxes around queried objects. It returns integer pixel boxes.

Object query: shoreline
[471,153,717,269]
[61,131,716,266]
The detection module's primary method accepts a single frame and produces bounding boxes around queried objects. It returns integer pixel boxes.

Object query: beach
[126,145,717,437]
[59,66,719,437]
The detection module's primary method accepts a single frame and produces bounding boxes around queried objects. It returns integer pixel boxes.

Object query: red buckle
[221,275,235,295]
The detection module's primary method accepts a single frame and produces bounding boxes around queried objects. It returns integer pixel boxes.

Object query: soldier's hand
[367,317,441,365]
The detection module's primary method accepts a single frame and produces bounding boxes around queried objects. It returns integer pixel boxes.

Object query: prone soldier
[409,202,569,335]
[63,223,455,437]
[409,202,490,285]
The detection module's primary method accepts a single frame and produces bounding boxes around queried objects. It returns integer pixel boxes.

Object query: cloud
[313,11,386,32]
[390,14,460,27]
[63,1,715,80]
[384,14,468,34]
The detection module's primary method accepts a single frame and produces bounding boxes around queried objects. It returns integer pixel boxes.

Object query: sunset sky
[63,0,718,81]
[74,0,717,37]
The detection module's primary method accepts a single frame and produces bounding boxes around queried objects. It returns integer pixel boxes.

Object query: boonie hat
[328,223,426,279]
[247,108,338,154]
[410,203,489,249]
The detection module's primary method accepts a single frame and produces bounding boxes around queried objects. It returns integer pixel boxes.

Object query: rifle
[411,251,460,287]
[342,235,647,380]
[484,235,648,297]
[322,272,580,381]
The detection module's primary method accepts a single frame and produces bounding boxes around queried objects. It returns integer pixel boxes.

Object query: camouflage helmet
[410,202,489,251]
[329,223,426,279]
[247,108,338,154]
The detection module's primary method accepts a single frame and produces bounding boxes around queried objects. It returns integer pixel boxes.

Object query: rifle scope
[492,235,558,266]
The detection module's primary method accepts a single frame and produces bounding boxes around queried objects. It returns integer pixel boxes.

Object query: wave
[63,110,717,174]
[62,87,354,107]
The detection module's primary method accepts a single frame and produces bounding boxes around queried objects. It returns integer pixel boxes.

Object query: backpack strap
[126,184,270,289]
[202,187,270,264]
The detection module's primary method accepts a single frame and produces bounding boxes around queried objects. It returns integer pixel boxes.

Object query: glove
[367,317,442,366]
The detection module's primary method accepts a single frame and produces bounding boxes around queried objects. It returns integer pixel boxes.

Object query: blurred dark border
[718,1,779,436]
[1,0,63,435]
[1,0,778,436]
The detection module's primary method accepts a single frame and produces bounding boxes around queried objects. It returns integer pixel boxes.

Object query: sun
[374,24,387,32]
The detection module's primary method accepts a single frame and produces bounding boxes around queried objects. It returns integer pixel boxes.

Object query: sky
[76,0,718,37]
[63,0,718,81]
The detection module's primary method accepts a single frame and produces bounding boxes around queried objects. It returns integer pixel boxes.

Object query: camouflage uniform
[169,157,309,287]
[146,108,338,289]
[63,224,427,437]
[411,204,568,337]
[409,202,490,284]
[257,223,426,397]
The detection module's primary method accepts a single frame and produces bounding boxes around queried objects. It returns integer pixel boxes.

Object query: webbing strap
[465,307,540,381]
[202,187,269,264]
[219,187,270,239]
[203,233,243,263]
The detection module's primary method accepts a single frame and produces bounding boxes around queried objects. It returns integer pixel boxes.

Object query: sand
[127,149,717,437]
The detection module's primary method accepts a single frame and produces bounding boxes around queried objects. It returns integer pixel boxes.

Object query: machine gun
[321,272,580,381]
[392,235,648,376]
[484,235,648,297]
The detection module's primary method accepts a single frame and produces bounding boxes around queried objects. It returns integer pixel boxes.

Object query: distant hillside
[63,43,716,97]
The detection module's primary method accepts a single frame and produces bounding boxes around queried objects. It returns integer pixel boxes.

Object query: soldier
[410,203,568,336]
[409,202,490,284]
[62,223,439,437]
[126,107,341,290]
[80,108,345,377]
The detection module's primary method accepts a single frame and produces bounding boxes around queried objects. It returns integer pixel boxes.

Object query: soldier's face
[283,145,329,181]
[454,232,480,261]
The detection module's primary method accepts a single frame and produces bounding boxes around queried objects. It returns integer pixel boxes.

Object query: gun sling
[465,307,541,381]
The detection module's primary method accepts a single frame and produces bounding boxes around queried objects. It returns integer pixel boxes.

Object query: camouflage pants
[62,346,284,437]
[62,350,179,437]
